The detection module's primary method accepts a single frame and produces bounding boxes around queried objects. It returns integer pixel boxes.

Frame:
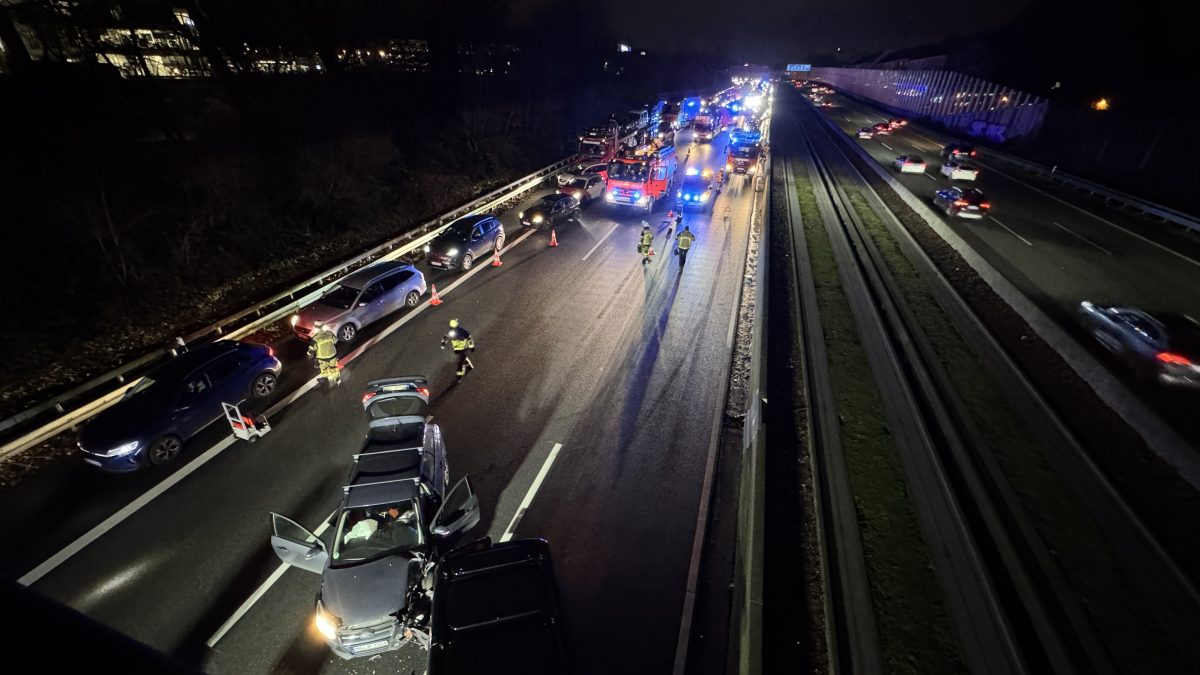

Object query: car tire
[250,372,278,399]
[338,323,357,343]
[461,253,474,271]
[147,435,184,466]
[405,290,420,308]
[495,232,506,250]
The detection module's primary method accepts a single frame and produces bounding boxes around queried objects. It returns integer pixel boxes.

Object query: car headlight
[518,211,524,219]
[700,192,709,202]
[637,195,649,205]
[677,190,682,197]
[605,191,615,202]
[532,214,544,224]
[290,314,300,327]
[314,602,340,641]
[447,248,459,257]
[108,440,141,457]
[572,191,583,200]
[423,244,431,253]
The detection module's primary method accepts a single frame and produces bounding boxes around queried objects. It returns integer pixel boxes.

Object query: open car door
[269,512,328,575]
[430,477,480,539]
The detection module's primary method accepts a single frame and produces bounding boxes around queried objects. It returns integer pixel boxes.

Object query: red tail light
[1157,352,1192,366]
[980,202,991,209]
[362,391,377,404]
[268,346,275,357]
[970,150,977,156]
[953,199,968,206]
[417,387,431,397]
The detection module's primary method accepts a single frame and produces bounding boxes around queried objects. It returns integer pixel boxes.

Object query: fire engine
[726,140,763,176]
[605,143,678,211]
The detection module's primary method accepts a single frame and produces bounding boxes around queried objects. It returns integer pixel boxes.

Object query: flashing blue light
[634,191,641,198]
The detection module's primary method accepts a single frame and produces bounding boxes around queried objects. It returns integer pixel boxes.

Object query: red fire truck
[605,144,678,211]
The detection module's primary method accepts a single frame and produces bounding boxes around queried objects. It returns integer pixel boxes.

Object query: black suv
[428,538,568,675]
[942,143,977,161]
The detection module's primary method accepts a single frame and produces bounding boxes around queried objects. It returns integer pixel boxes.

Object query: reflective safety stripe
[311,331,337,359]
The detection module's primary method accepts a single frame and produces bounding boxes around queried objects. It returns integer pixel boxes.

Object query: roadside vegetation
[839,181,1190,674]
[791,163,966,675]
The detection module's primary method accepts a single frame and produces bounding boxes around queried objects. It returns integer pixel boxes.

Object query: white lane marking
[21,228,540,586]
[206,510,336,647]
[19,434,237,586]
[499,443,562,543]
[989,215,1034,247]
[1052,221,1113,255]
[582,222,621,261]
[924,173,938,181]
[880,142,893,151]
[980,161,1200,269]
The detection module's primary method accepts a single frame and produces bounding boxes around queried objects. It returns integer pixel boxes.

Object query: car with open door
[427,537,569,675]
[268,377,479,660]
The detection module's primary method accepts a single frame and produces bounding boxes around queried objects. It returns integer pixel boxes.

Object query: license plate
[350,639,390,654]
[83,458,102,467]
[429,261,446,268]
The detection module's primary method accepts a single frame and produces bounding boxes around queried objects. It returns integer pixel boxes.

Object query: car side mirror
[432,525,450,537]
[358,302,368,307]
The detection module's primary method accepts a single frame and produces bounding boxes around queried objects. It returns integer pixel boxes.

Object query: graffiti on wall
[968,119,1008,143]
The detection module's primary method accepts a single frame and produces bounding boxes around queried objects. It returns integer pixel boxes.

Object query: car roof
[344,446,423,507]
[151,342,248,382]
[447,214,494,229]
[340,260,412,289]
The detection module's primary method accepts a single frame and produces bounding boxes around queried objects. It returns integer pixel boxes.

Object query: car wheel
[495,232,506,250]
[148,435,183,466]
[461,253,474,271]
[405,290,420,307]
[338,323,357,343]
[250,372,277,399]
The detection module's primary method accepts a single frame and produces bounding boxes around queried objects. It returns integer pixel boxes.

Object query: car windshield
[318,285,361,311]
[333,499,423,564]
[695,121,713,131]
[963,190,986,204]
[732,146,758,159]
[442,223,474,240]
[905,156,924,164]
[567,178,589,189]
[682,179,708,192]
[538,195,559,207]
[608,161,649,182]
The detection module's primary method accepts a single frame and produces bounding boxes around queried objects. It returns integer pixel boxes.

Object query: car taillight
[362,391,377,404]
[417,387,431,397]
[980,202,991,209]
[970,150,977,156]
[268,346,275,358]
[1157,352,1192,366]
[953,199,968,206]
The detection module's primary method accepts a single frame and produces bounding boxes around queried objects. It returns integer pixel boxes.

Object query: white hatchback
[941,161,980,181]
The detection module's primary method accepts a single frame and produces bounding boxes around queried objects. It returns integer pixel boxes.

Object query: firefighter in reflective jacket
[307,321,341,386]
[675,226,696,267]
[638,223,654,263]
[441,319,476,381]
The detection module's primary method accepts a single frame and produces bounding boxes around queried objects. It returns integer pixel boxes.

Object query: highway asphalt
[814,92,1200,445]
[1,126,755,674]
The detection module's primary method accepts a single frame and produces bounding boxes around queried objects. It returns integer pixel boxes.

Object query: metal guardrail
[816,84,1200,234]
[0,143,634,462]
[985,154,1200,234]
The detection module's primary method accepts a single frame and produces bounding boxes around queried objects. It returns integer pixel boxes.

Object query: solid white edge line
[880,141,893,151]
[22,227,541,587]
[205,510,336,648]
[582,222,621,261]
[499,443,562,543]
[989,215,1035,247]
[979,161,1200,269]
[1052,220,1113,256]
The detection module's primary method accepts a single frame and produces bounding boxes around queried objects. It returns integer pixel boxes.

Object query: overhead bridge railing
[0,136,629,463]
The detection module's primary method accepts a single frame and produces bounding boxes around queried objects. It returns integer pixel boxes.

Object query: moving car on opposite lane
[933,186,990,219]
[1079,303,1200,387]
[893,155,927,174]
[941,161,981,181]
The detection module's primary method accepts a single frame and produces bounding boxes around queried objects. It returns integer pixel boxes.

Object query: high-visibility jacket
[442,327,475,352]
[677,230,695,250]
[308,329,337,360]
[640,230,653,246]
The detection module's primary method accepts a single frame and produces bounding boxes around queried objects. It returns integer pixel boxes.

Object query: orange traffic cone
[491,248,504,267]
[429,284,443,306]
[549,229,559,247]
[667,210,675,221]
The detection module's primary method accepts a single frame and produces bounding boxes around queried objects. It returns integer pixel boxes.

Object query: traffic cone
[549,229,559,247]
[491,248,503,267]
[429,284,443,306]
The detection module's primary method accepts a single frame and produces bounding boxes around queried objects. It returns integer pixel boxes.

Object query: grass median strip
[841,187,1190,674]
[793,163,965,675]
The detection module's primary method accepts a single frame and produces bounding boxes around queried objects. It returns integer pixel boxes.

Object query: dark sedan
[77,342,281,471]
[1079,302,1200,387]
[519,194,579,228]
[425,214,506,272]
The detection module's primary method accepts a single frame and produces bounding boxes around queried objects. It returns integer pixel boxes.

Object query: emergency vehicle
[726,141,763,176]
[605,144,678,211]
[693,114,716,142]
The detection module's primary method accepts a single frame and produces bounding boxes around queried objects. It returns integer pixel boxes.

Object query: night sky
[512,0,1033,61]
